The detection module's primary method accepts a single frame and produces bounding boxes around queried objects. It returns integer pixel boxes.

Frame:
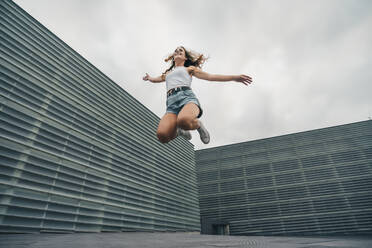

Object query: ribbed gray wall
[0,0,200,233]
[196,120,372,235]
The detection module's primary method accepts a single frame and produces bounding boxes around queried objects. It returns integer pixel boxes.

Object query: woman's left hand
[235,74,253,86]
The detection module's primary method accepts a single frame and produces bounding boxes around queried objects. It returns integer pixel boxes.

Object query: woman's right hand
[142,74,164,83]
[143,73,150,81]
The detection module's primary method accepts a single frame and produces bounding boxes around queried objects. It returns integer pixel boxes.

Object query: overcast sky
[14,0,372,150]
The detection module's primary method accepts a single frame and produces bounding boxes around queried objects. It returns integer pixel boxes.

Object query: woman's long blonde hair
[162,46,208,76]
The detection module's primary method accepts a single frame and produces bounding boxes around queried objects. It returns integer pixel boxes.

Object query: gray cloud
[14,0,372,150]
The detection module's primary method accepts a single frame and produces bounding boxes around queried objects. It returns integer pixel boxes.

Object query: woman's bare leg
[178,103,210,144]
[157,113,178,143]
[177,103,200,130]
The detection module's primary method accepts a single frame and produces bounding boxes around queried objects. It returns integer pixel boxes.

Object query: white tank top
[165,66,192,91]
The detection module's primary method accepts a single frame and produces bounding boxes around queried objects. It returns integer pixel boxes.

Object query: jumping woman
[143,46,252,144]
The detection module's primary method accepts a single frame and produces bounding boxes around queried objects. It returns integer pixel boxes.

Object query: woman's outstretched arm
[142,73,165,83]
[189,66,252,86]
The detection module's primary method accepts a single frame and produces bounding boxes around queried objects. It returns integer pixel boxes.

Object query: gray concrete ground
[0,232,371,248]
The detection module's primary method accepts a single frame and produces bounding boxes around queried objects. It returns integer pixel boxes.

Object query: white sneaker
[197,120,210,144]
[177,128,192,140]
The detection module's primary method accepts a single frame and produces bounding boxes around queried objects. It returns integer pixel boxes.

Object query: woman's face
[173,47,186,61]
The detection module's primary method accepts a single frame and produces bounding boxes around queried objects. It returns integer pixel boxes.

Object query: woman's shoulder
[186,66,200,76]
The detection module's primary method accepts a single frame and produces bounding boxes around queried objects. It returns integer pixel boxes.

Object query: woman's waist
[166,86,192,97]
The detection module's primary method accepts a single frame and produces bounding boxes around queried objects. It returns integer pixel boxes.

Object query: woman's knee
[156,129,176,143]
[157,130,170,143]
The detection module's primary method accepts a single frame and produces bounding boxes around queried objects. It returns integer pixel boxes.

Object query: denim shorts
[166,89,203,118]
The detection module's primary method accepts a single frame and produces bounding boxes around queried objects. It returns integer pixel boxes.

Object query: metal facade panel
[0,0,200,233]
[196,120,372,235]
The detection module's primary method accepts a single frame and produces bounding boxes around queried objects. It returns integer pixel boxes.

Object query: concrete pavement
[0,232,371,248]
